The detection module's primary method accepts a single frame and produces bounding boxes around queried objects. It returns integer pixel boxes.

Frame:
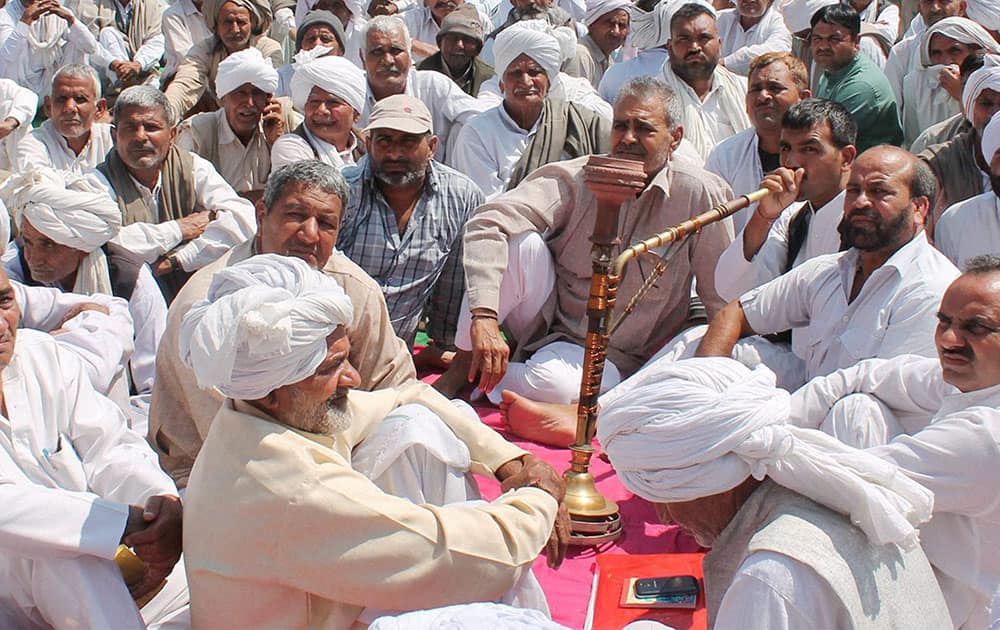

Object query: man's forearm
[741,207,776,261]
[696,300,754,358]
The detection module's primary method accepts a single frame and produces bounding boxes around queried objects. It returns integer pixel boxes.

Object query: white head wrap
[215,47,280,99]
[628,0,714,49]
[585,0,631,26]
[966,0,1000,32]
[4,168,121,295]
[919,17,1000,67]
[296,0,366,27]
[291,55,366,114]
[293,45,334,66]
[493,22,566,78]
[779,0,837,33]
[962,55,1000,120]
[179,254,354,400]
[597,357,935,548]
[982,112,1000,163]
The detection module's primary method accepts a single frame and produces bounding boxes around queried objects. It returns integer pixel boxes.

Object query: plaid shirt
[339,158,484,348]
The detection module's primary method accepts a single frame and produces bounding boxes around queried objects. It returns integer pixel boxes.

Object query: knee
[821,394,894,448]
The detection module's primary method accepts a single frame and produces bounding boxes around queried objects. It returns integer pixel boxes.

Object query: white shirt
[716,6,792,76]
[934,192,1000,270]
[716,190,846,302]
[0,329,175,563]
[477,73,614,121]
[740,231,959,380]
[18,121,114,174]
[598,47,668,104]
[270,127,358,171]
[362,69,493,161]
[857,1,899,69]
[0,5,98,94]
[176,108,279,195]
[89,0,165,72]
[160,0,211,77]
[884,34,920,105]
[704,127,764,233]
[401,5,493,63]
[92,153,257,271]
[789,355,1000,628]
[0,77,38,169]
[447,104,538,200]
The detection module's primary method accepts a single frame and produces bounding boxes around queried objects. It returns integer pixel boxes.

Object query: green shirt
[816,53,903,152]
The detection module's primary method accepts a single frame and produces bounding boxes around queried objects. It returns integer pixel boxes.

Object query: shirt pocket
[39,434,88,492]
[839,307,889,362]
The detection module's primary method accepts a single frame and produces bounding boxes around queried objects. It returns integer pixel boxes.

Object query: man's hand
[51,302,110,333]
[468,313,508,394]
[152,256,174,277]
[20,0,49,25]
[756,167,804,222]
[0,117,19,141]
[42,0,75,25]
[176,210,212,241]
[368,0,398,16]
[498,454,570,568]
[413,342,456,371]
[111,60,142,82]
[939,64,963,102]
[262,97,286,146]
[124,495,183,601]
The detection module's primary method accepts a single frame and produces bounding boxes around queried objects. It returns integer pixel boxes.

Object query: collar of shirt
[178,0,202,16]
[358,154,441,196]
[127,169,162,207]
[823,54,863,82]
[365,69,416,111]
[231,398,338,447]
[674,70,721,104]
[937,380,1000,418]
[42,119,94,158]
[216,108,268,149]
[304,124,356,165]
[496,101,540,137]
[837,229,930,292]
[581,34,608,63]
[112,0,133,28]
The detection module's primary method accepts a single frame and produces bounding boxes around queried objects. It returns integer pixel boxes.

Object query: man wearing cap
[274,9,347,98]
[597,357,952,629]
[715,0,791,76]
[177,48,299,202]
[402,0,492,62]
[339,95,483,365]
[271,55,367,170]
[563,0,630,89]
[417,4,495,97]
[181,254,568,628]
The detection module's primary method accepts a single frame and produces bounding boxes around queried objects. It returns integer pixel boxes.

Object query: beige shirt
[184,386,556,630]
[564,35,610,90]
[463,155,734,375]
[149,241,416,487]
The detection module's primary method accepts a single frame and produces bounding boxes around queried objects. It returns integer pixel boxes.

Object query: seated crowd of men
[1,0,999,625]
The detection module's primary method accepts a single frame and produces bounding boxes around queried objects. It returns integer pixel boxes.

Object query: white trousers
[455,232,621,405]
[353,402,550,624]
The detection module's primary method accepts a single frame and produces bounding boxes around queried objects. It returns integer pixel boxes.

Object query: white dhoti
[353,402,550,623]
[455,232,622,405]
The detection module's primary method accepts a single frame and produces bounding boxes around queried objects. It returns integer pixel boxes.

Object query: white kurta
[934,192,1000,270]
[598,47,668,104]
[715,190,846,302]
[477,73,614,121]
[704,127,764,233]
[446,104,537,200]
[857,0,899,69]
[0,4,98,95]
[884,34,920,105]
[0,77,38,170]
[92,153,257,271]
[788,355,1000,628]
[716,6,792,76]
[740,231,959,380]
[17,121,114,174]
[160,0,211,77]
[270,127,358,171]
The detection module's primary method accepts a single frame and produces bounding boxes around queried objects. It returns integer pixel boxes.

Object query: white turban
[598,357,934,548]
[291,55,366,114]
[585,0,631,26]
[966,0,1000,32]
[779,0,837,33]
[962,54,1000,120]
[5,168,121,295]
[493,23,564,78]
[215,47,279,99]
[179,254,354,400]
[919,17,1000,67]
[628,0,714,49]
[982,112,1000,163]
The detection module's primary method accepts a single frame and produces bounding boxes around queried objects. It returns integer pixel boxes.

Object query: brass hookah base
[563,446,621,545]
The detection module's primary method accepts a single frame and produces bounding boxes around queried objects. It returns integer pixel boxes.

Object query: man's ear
[96,97,108,117]
[42,96,52,119]
[254,198,268,228]
[670,124,684,151]
[840,144,857,168]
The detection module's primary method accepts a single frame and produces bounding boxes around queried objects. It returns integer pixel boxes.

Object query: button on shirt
[339,158,485,347]
[18,121,115,174]
[740,231,959,379]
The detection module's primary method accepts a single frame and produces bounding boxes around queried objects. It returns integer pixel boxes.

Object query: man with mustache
[563,0,631,89]
[715,0,792,76]
[444,77,732,446]
[93,85,256,302]
[885,0,967,109]
[19,64,113,174]
[181,254,569,627]
[660,2,751,160]
[402,0,492,62]
[416,4,495,97]
[338,95,483,368]
[697,145,958,387]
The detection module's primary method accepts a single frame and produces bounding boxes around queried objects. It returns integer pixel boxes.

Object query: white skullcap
[919,17,1000,67]
[982,112,1000,163]
[291,55,366,114]
[966,0,1000,32]
[961,55,1000,120]
[215,47,280,99]
[585,0,631,26]
[598,357,934,548]
[493,22,564,78]
[779,0,837,33]
[628,0,714,49]
[179,254,354,400]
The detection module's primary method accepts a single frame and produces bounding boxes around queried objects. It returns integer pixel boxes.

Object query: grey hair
[615,77,683,130]
[50,64,102,99]
[963,254,1000,275]
[362,15,412,55]
[113,85,178,128]
[262,160,349,210]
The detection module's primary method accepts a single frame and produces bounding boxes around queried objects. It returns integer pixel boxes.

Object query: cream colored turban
[628,0,714,49]
[179,254,354,400]
[962,55,1000,121]
[493,23,564,78]
[919,17,1000,67]
[203,0,272,35]
[5,168,121,295]
[291,55,366,114]
[779,0,837,33]
[598,357,934,548]
[982,112,1000,163]
[215,47,280,99]
[585,0,631,26]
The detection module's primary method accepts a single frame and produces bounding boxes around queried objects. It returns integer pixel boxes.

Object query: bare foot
[500,390,578,448]
[413,344,456,372]
[432,350,472,398]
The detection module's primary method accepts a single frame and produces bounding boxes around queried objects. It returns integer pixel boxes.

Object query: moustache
[941,346,974,361]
